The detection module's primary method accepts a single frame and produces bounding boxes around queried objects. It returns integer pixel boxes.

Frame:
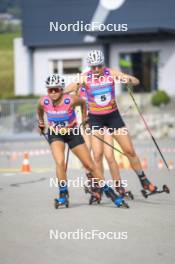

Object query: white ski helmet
[45,74,65,89]
[87,50,104,66]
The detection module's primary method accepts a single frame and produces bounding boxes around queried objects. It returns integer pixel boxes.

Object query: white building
[14,0,175,96]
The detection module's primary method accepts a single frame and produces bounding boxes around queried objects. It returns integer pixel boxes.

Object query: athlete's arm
[37,100,45,133]
[71,95,87,122]
[110,68,140,86]
[63,82,80,94]
[64,75,87,94]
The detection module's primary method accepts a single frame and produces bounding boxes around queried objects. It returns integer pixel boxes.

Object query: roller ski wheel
[84,184,90,194]
[84,184,102,205]
[124,191,134,200]
[114,196,130,208]
[115,185,134,201]
[89,193,101,205]
[104,186,129,209]
[54,195,69,209]
[163,184,170,193]
[141,189,148,199]
[141,184,170,198]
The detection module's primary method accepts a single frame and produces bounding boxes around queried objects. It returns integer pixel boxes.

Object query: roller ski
[54,185,69,209]
[141,184,170,198]
[115,182,134,200]
[84,181,102,205]
[103,185,129,208]
[117,188,134,200]
[140,176,170,198]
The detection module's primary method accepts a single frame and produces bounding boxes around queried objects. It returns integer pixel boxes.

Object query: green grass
[0,32,21,98]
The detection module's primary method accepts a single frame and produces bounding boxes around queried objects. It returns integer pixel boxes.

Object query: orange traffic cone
[158,160,163,170]
[21,152,31,172]
[168,160,174,170]
[142,158,148,170]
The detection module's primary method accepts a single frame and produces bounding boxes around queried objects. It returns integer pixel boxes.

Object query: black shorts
[47,128,85,149]
[88,110,125,131]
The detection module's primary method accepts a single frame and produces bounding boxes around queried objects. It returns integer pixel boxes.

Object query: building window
[52,60,58,73]
[119,52,159,93]
[63,59,81,74]
[50,59,82,75]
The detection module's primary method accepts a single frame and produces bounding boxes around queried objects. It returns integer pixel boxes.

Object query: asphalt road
[0,166,175,264]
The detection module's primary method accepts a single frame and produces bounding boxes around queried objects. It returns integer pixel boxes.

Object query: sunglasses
[91,65,103,70]
[48,88,62,93]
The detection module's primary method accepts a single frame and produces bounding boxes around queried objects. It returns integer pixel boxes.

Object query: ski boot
[54,186,69,209]
[103,185,129,208]
[140,177,170,198]
[84,181,102,205]
[115,181,134,200]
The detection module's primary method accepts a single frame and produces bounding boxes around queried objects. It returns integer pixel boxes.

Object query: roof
[22,0,175,47]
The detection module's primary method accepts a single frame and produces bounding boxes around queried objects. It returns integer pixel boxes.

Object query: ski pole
[127,84,169,170]
[80,120,126,156]
[79,104,134,156]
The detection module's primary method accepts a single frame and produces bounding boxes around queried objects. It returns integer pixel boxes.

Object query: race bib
[52,121,69,128]
[94,92,111,106]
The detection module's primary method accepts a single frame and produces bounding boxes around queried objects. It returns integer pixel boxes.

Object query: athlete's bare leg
[82,130,92,151]
[72,142,129,206]
[103,133,121,182]
[82,131,93,175]
[112,127,156,191]
[112,128,142,170]
[71,142,105,181]
[90,130,104,178]
[50,141,67,182]
[83,129,121,183]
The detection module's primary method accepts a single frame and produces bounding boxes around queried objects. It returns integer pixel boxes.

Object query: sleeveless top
[40,94,77,131]
[84,67,117,115]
